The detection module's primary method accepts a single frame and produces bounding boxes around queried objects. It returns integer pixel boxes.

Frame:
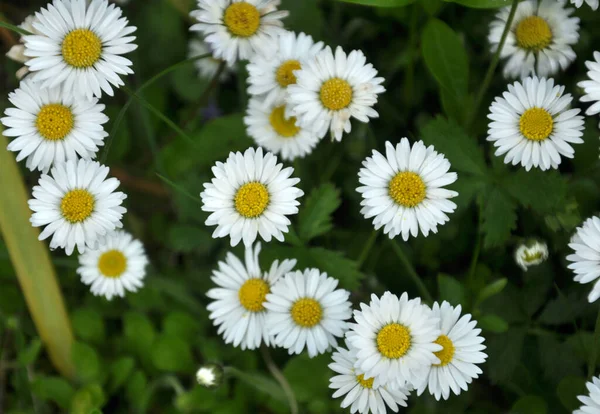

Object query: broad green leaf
[476,278,508,305]
[283,0,325,38]
[512,396,548,414]
[482,188,517,249]
[176,385,228,413]
[487,327,526,384]
[71,342,100,383]
[539,336,582,383]
[163,312,200,342]
[284,354,332,402]
[538,293,588,326]
[70,384,105,414]
[126,371,148,410]
[123,312,156,360]
[437,273,466,305]
[336,0,415,6]
[17,339,42,366]
[503,169,568,214]
[31,377,75,409]
[444,0,513,8]
[108,357,136,394]
[152,335,195,373]
[227,367,287,404]
[557,377,587,411]
[167,224,213,253]
[478,314,508,333]
[297,183,341,243]
[72,308,105,344]
[451,175,486,212]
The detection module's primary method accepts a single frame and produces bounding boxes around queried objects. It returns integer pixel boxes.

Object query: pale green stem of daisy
[0,132,76,379]
[259,346,298,414]
[467,201,484,286]
[357,230,379,269]
[389,239,433,303]
[588,306,600,377]
[156,174,203,205]
[0,20,32,36]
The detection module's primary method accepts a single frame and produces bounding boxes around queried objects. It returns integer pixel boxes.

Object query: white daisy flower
[1,79,108,173]
[247,31,323,107]
[487,76,584,171]
[514,239,548,271]
[188,37,234,82]
[28,159,127,255]
[76,230,148,300]
[575,376,600,414]
[287,46,385,142]
[200,147,304,247]
[23,0,138,99]
[206,242,296,350]
[264,268,353,358]
[570,0,598,9]
[415,301,487,401]
[6,15,39,79]
[329,342,410,414]
[244,97,320,161]
[356,139,458,241]
[567,216,600,303]
[489,0,579,79]
[579,52,600,116]
[190,0,288,65]
[346,292,442,388]
[196,364,224,389]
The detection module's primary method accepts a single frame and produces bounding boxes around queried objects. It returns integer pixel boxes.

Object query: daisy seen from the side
[6,14,39,79]
[567,216,600,303]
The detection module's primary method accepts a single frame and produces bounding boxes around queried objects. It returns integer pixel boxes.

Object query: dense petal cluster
[567,217,600,303]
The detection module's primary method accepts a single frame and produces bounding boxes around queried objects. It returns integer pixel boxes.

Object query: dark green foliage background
[1,0,600,412]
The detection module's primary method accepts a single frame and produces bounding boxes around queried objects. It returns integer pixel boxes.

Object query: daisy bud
[514,240,548,271]
[196,364,224,389]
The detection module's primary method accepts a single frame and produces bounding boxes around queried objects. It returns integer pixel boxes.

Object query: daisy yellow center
[320,78,353,111]
[356,374,374,389]
[524,250,544,262]
[291,298,322,328]
[515,16,552,51]
[61,29,102,68]
[388,172,426,208]
[98,250,127,278]
[433,335,455,367]
[376,323,411,359]
[276,60,302,87]
[269,106,300,137]
[238,278,270,312]
[224,3,260,37]
[234,182,270,218]
[60,189,95,223]
[36,104,74,141]
[519,107,553,141]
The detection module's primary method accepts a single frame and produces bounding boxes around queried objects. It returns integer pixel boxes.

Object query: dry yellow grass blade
[0,132,75,379]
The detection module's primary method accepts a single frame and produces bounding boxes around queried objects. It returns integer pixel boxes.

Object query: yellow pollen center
[98,250,127,278]
[276,60,302,87]
[61,29,102,68]
[433,335,455,367]
[515,16,552,51]
[234,182,270,218]
[519,107,553,141]
[35,104,74,141]
[356,374,374,389]
[291,298,322,328]
[388,172,426,208]
[238,278,270,312]
[376,323,411,359]
[524,251,544,262]
[320,78,353,111]
[60,189,95,223]
[269,105,300,138]
[224,2,261,37]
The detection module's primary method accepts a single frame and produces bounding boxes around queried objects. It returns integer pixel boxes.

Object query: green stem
[588,305,600,377]
[0,21,32,36]
[467,201,484,286]
[389,239,433,303]
[357,230,378,269]
[260,346,298,414]
[156,174,202,205]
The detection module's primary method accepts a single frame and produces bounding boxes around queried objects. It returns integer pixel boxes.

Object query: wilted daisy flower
[29,159,127,255]
[244,97,320,161]
[357,139,458,241]
[76,231,147,300]
[287,46,385,142]
[265,268,352,358]
[579,52,600,116]
[575,376,600,414]
[514,240,548,271]
[207,242,296,350]
[23,0,138,99]
[190,0,288,65]
[415,301,487,401]
[567,216,600,303]
[247,31,323,107]
[346,292,442,388]
[196,364,224,389]
[487,76,584,171]
[329,342,410,414]
[489,0,579,79]
[200,147,304,247]
[1,80,108,173]
[188,37,234,81]
[6,15,39,79]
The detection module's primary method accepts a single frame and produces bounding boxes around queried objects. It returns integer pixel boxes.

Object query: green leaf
[167,224,212,253]
[227,367,287,404]
[437,273,466,305]
[71,342,100,383]
[126,371,148,410]
[123,312,156,360]
[512,396,548,414]
[476,278,508,305]
[108,357,136,394]
[151,335,195,373]
[538,293,588,326]
[557,376,587,411]
[31,376,75,409]
[17,339,42,366]
[284,354,332,403]
[70,384,105,414]
[478,314,509,333]
[297,183,341,243]
[72,308,105,344]
[482,188,517,249]
[163,312,200,342]
[487,327,526,384]
[444,0,510,8]
[539,336,582,383]
[336,0,415,6]
[503,169,568,214]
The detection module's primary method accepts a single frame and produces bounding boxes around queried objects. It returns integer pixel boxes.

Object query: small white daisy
[489,0,579,79]
[579,52,600,116]
[196,364,224,389]
[28,158,127,255]
[575,376,600,414]
[247,31,323,107]
[206,242,296,350]
[329,342,410,414]
[6,15,39,79]
[570,0,598,9]
[264,268,352,358]
[357,139,458,241]
[415,301,487,401]
[487,76,584,171]
[567,216,600,303]
[76,230,147,300]
[287,46,385,142]
[514,240,548,271]
[244,97,320,161]
[24,0,138,99]
[346,292,442,388]
[188,37,234,81]
[1,79,108,173]
[200,147,304,247]
[190,0,288,65]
